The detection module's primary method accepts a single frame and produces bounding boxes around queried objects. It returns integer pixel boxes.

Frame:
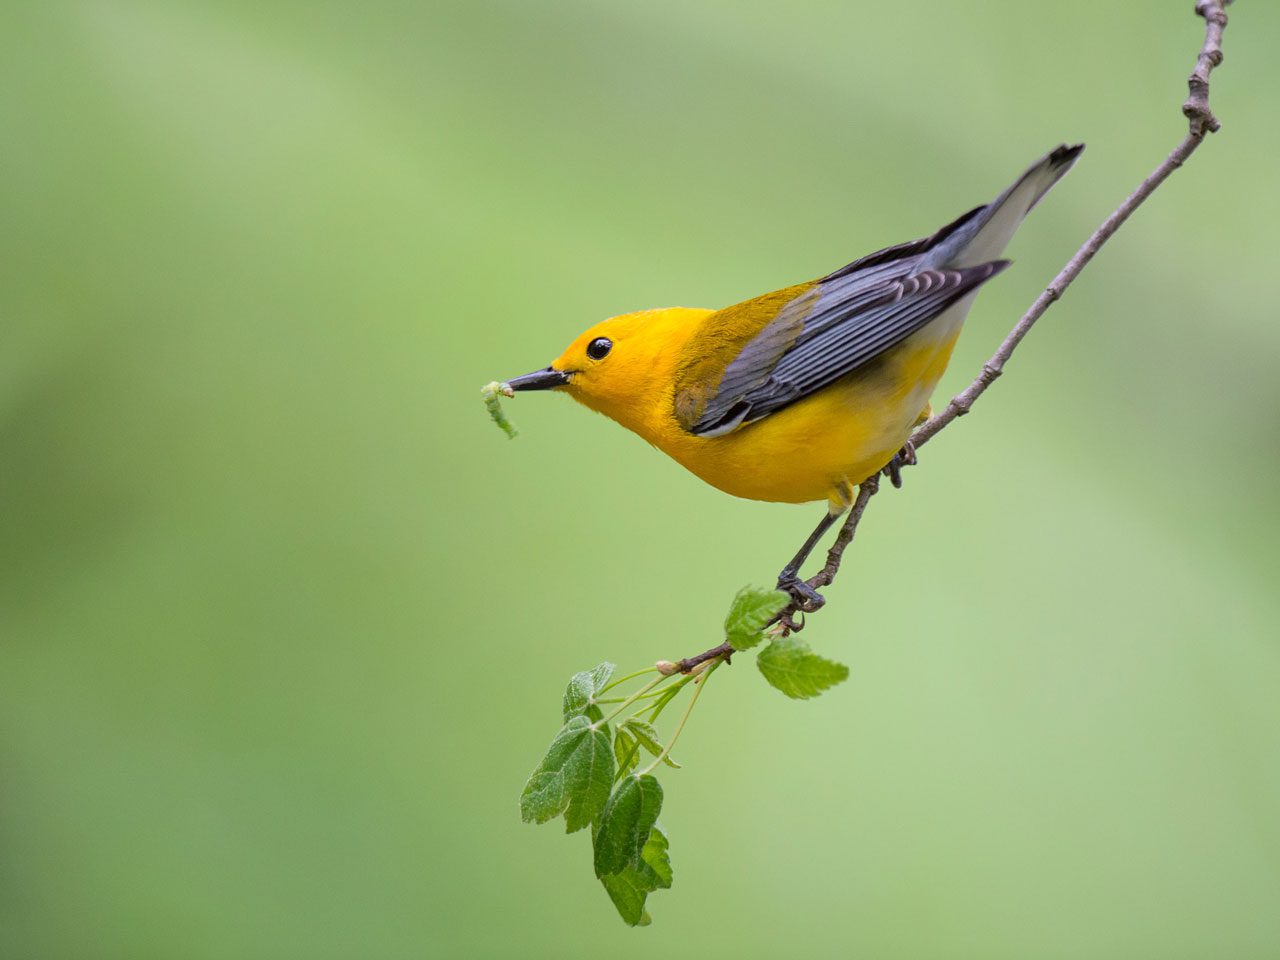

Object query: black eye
[586,337,612,360]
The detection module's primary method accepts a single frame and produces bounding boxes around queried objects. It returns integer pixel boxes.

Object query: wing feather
[677,147,1082,438]
[685,260,1008,437]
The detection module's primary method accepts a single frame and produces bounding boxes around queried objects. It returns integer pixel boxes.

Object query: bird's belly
[658,314,964,505]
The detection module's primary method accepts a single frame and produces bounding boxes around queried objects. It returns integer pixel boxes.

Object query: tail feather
[924,143,1084,270]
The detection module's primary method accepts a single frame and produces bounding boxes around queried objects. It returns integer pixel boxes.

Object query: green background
[4,1,1278,957]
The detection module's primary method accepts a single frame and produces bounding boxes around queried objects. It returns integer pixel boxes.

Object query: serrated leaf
[620,718,679,768]
[593,774,663,877]
[599,824,672,926]
[600,868,653,926]
[563,726,615,833]
[638,824,672,889]
[589,661,616,692]
[756,636,850,699]
[562,661,617,722]
[519,715,615,830]
[561,673,593,723]
[724,585,789,651]
[519,716,590,824]
[519,771,563,824]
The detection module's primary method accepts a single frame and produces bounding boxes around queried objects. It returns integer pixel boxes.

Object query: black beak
[505,366,571,392]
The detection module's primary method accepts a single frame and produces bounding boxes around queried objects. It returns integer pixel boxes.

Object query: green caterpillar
[481,381,518,439]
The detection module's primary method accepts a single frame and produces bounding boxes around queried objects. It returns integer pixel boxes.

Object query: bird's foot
[882,440,918,489]
[777,573,826,613]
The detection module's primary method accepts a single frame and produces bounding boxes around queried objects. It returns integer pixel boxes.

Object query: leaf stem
[593,685,674,706]
[645,674,696,723]
[595,674,669,727]
[598,666,658,696]
[639,662,718,776]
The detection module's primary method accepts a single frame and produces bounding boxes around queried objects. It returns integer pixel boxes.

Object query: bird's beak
[505,366,571,391]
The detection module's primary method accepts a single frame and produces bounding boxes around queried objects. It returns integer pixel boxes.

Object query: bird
[502,144,1083,609]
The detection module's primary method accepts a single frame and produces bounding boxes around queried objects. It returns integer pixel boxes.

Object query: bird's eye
[586,337,613,360]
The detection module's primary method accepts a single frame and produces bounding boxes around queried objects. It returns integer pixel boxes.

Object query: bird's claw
[777,573,826,613]
[882,440,918,489]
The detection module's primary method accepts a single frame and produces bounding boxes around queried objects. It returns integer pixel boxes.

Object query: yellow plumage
[547,299,960,510]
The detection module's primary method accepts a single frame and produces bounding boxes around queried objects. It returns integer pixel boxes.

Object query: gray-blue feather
[686,144,1083,438]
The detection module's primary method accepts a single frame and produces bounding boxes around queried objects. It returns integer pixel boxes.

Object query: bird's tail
[925,143,1084,270]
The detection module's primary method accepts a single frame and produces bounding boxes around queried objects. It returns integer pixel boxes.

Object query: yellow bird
[503,145,1083,607]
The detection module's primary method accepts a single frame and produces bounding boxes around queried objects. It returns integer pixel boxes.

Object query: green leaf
[519,715,615,831]
[563,726,615,834]
[620,717,679,768]
[724,585,789,651]
[561,661,616,722]
[757,636,850,699]
[599,825,672,926]
[600,868,653,926]
[562,674,593,723]
[593,774,664,877]
[589,661,616,691]
[520,716,591,824]
[519,771,564,825]
[638,824,673,890]
[613,728,639,777]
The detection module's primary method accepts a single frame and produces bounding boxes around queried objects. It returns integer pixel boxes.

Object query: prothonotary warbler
[502,144,1083,608]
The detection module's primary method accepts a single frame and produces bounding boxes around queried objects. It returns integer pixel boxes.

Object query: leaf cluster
[520,660,683,924]
[519,585,850,925]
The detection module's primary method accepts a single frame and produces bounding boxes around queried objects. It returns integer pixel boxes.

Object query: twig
[761,0,1232,635]
[675,643,732,674]
[1184,0,1231,136]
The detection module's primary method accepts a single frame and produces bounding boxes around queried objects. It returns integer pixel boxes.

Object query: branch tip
[763,0,1231,632]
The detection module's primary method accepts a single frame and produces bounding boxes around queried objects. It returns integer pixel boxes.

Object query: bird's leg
[882,440,918,489]
[776,509,841,612]
[881,403,932,487]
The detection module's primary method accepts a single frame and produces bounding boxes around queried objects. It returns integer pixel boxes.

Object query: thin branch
[756,0,1232,636]
[674,0,1232,660]
[1184,0,1231,136]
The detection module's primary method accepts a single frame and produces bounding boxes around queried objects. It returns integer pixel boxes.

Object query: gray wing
[689,255,1008,437]
[686,145,1083,437]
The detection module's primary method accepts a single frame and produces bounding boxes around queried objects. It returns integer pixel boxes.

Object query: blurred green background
[3,1,1278,957]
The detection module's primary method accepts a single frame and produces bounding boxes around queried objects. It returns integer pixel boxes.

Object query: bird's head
[504,307,710,434]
